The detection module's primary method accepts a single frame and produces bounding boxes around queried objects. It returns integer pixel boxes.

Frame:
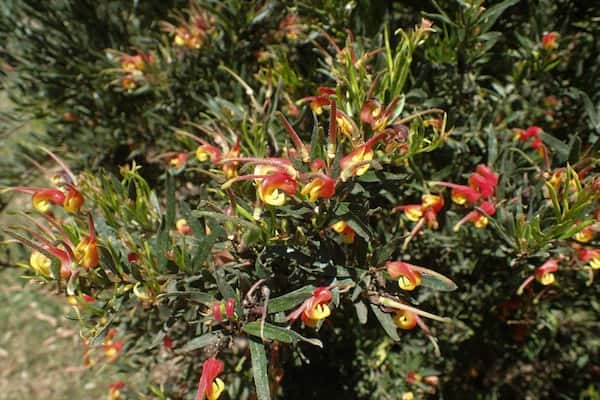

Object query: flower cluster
[118,52,154,90]
[513,125,545,156]
[161,4,215,50]
[432,164,499,231]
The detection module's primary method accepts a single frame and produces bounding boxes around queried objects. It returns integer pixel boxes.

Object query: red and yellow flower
[386,261,422,291]
[331,221,356,244]
[287,287,333,328]
[578,248,600,270]
[392,309,418,330]
[541,32,559,50]
[195,357,225,400]
[301,174,335,202]
[74,215,99,268]
[517,259,560,295]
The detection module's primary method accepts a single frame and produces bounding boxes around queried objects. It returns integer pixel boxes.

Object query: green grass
[0,268,113,400]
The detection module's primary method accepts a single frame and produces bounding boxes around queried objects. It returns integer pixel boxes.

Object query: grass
[0,268,114,400]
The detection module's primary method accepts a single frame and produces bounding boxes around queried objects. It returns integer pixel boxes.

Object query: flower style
[386,261,422,291]
[287,287,333,328]
[331,221,356,244]
[195,357,225,400]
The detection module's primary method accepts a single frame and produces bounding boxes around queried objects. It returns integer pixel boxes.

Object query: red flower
[74,215,99,268]
[195,358,225,400]
[287,287,333,328]
[386,261,422,291]
[541,32,559,50]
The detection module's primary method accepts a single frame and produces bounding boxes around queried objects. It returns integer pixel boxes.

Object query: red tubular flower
[453,201,496,231]
[287,287,333,328]
[386,261,422,291]
[196,358,225,400]
[397,204,423,222]
[360,97,401,132]
[421,194,444,229]
[541,32,559,50]
[212,301,223,323]
[339,132,387,181]
[578,248,600,270]
[32,189,65,213]
[535,259,559,285]
[74,215,99,268]
[468,172,495,198]
[301,174,336,202]
[63,186,84,213]
[108,381,126,400]
[225,298,236,320]
[169,152,189,169]
[475,164,499,187]
[176,218,192,235]
[517,259,560,295]
[299,86,335,115]
[104,339,123,362]
[574,225,595,243]
[258,171,298,206]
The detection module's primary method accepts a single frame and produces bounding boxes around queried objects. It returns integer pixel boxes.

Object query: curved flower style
[195,357,225,400]
[287,287,333,328]
[386,261,422,291]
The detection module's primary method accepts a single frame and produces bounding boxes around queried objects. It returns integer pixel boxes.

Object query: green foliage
[1,0,599,399]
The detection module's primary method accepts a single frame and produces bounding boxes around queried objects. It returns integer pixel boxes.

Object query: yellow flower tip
[537,272,555,286]
[196,146,209,162]
[311,304,331,320]
[392,310,417,330]
[451,192,467,205]
[34,199,51,213]
[260,187,286,206]
[403,207,423,222]
[30,251,52,276]
[133,283,152,301]
[422,194,442,209]
[402,392,414,400]
[331,221,348,233]
[336,116,354,137]
[174,35,186,46]
[398,273,421,291]
[574,229,593,243]
[473,215,489,229]
[208,378,225,400]
[590,258,600,270]
[176,218,191,234]
[67,296,78,306]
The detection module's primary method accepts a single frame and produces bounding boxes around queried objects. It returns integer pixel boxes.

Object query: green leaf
[478,0,519,33]
[243,322,322,347]
[177,332,220,353]
[249,339,271,400]
[369,304,400,341]
[410,266,458,291]
[268,286,314,314]
[355,301,368,324]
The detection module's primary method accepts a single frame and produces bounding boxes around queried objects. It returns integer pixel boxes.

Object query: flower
[578,248,600,270]
[299,87,335,115]
[195,357,225,400]
[63,186,85,213]
[541,32,559,50]
[392,309,417,330]
[257,171,298,206]
[287,287,333,328]
[29,251,52,277]
[74,215,99,268]
[360,97,401,132]
[104,339,123,362]
[517,259,560,295]
[573,225,594,243]
[394,194,444,229]
[169,152,189,169]
[339,132,387,181]
[301,174,335,202]
[331,221,355,244]
[176,218,192,235]
[32,188,65,213]
[386,261,422,291]
[453,201,496,231]
[108,381,126,400]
